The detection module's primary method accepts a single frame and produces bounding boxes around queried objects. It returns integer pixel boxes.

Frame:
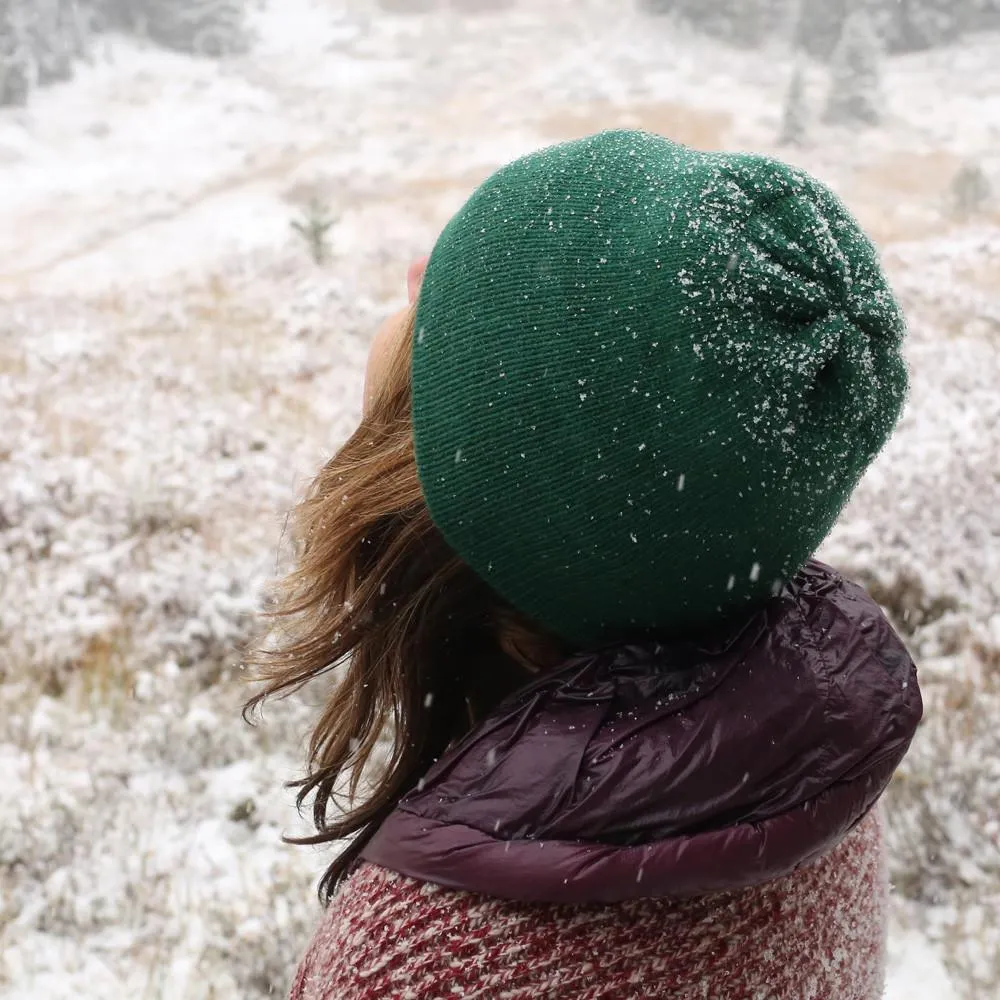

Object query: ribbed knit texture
[289,809,887,1000]
[412,130,908,645]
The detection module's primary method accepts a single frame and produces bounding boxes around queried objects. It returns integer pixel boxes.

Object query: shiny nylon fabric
[361,561,922,903]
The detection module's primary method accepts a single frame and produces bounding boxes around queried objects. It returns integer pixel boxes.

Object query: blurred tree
[878,0,966,52]
[0,0,91,106]
[950,162,992,217]
[291,198,337,266]
[652,0,997,57]
[779,64,809,146]
[794,0,850,58]
[970,0,1000,28]
[0,0,250,107]
[29,1,87,85]
[823,9,884,126]
[83,0,130,31]
[638,0,795,49]
[95,0,251,57]
[0,0,32,106]
[148,0,250,57]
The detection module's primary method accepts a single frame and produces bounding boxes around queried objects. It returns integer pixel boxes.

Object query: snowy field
[1,1,998,997]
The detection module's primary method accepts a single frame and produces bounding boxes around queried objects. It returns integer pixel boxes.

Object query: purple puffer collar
[361,561,922,903]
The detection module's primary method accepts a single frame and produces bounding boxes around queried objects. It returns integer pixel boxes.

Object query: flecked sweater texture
[289,809,887,1000]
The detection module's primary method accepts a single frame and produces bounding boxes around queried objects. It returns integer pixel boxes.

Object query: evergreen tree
[0,0,94,106]
[641,0,794,49]
[140,0,250,57]
[84,0,250,56]
[0,1,31,107]
[950,162,992,218]
[291,198,336,266]
[0,0,251,108]
[880,0,965,52]
[83,0,136,31]
[779,65,809,146]
[970,0,1000,29]
[794,0,849,59]
[823,10,884,126]
[650,0,1000,55]
[29,1,85,86]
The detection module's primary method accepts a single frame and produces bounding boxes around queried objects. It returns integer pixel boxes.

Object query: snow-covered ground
[1,1,998,997]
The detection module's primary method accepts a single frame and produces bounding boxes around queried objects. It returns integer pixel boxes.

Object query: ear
[407,256,430,305]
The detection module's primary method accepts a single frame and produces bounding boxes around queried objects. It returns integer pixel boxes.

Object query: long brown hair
[244,309,566,902]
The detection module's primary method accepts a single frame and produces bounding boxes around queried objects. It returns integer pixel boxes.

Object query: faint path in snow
[0,141,333,290]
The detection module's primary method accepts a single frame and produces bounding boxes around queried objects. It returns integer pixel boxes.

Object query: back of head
[249,129,908,901]
[413,129,908,645]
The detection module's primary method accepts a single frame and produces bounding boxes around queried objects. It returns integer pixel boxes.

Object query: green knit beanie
[412,129,907,646]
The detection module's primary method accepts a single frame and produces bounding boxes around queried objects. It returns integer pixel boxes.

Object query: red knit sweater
[289,809,887,1000]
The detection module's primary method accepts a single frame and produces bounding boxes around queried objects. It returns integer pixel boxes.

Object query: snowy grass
[1,1,998,997]
[0,262,379,999]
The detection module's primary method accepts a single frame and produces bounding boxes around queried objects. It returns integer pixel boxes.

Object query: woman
[249,129,922,999]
